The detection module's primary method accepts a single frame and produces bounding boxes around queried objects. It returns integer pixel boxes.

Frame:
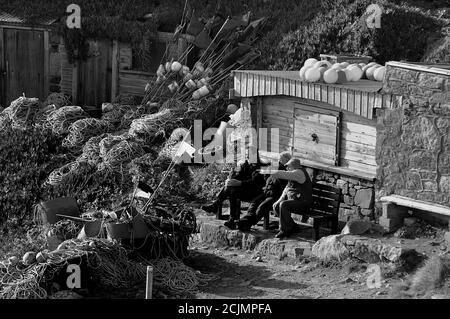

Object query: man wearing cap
[263,158,313,239]
[237,151,292,231]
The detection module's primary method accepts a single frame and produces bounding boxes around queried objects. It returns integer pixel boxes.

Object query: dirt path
[184,243,405,299]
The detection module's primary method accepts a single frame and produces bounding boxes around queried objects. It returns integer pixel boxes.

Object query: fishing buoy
[181,66,190,75]
[299,66,311,80]
[305,67,321,82]
[145,83,151,92]
[156,75,166,84]
[331,63,343,70]
[373,66,386,82]
[323,69,339,84]
[340,62,350,68]
[366,65,381,81]
[165,61,172,73]
[198,85,210,97]
[183,73,193,82]
[194,62,205,73]
[157,64,165,77]
[304,58,318,68]
[168,81,179,93]
[171,61,182,72]
[185,79,196,89]
[346,66,363,82]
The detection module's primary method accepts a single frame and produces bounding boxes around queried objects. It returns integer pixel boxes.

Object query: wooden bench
[380,195,450,231]
[264,182,341,240]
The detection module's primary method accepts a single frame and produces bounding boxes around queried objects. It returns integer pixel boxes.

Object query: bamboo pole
[145,266,153,299]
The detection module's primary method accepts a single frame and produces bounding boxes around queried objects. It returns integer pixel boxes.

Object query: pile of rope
[129,108,173,142]
[43,93,71,109]
[62,118,113,149]
[101,104,134,128]
[1,96,41,128]
[98,140,146,171]
[48,220,83,241]
[120,105,154,130]
[44,106,89,136]
[46,161,80,186]
[99,133,128,159]
[77,134,106,165]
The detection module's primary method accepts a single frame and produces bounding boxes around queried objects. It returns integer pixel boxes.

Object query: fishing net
[99,133,128,159]
[47,161,80,186]
[77,134,107,165]
[129,108,173,142]
[3,96,41,128]
[119,105,152,130]
[44,106,89,136]
[98,140,146,171]
[62,118,113,149]
[43,93,71,109]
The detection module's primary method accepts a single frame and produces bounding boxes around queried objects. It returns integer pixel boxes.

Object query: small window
[293,103,341,166]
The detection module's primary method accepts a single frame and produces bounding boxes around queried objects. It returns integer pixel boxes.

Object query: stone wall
[304,168,375,224]
[377,63,450,208]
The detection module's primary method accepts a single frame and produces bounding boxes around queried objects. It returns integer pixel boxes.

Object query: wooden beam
[43,30,50,98]
[380,195,450,217]
[0,27,4,107]
[111,40,119,102]
[72,60,79,105]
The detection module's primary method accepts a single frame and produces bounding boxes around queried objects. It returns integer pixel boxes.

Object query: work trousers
[242,194,276,225]
[215,186,261,220]
[275,199,310,232]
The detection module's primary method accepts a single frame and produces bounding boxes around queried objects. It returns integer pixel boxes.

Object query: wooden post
[111,40,119,102]
[43,30,50,98]
[145,266,153,299]
[0,27,4,107]
[72,60,79,105]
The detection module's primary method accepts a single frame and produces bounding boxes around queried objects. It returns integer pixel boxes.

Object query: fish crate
[320,54,372,65]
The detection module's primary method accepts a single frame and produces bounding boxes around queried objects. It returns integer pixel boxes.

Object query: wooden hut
[229,67,404,225]
[0,11,57,108]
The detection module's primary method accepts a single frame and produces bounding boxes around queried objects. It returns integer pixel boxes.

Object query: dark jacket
[232,160,266,194]
[262,163,287,198]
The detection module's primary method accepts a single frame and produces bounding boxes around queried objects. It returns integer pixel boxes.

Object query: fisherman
[201,145,266,229]
[237,151,292,232]
[263,158,313,239]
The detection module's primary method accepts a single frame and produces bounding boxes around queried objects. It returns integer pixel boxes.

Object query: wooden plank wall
[118,70,155,97]
[60,43,73,97]
[261,96,377,175]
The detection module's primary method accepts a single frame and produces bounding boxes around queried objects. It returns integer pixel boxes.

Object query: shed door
[2,28,45,107]
[293,104,341,166]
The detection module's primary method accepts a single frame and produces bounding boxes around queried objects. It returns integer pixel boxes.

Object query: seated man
[266,158,313,239]
[201,147,266,229]
[237,151,292,231]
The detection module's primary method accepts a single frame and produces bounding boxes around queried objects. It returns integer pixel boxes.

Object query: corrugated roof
[0,11,57,26]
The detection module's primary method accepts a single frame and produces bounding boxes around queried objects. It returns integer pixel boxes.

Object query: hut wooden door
[293,104,341,166]
[74,40,112,109]
[1,28,46,107]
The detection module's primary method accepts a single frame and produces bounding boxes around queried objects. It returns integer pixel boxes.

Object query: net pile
[43,93,71,109]
[46,161,80,186]
[98,140,146,171]
[77,134,107,165]
[44,106,89,136]
[129,108,173,142]
[101,104,135,128]
[99,133,128,159]
[120,105,152,130]
[62,118,113,149]
[2,96,41,128]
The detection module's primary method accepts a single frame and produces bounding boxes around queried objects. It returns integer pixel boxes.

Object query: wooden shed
[230,69,404,224]
[0,11,56,108]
